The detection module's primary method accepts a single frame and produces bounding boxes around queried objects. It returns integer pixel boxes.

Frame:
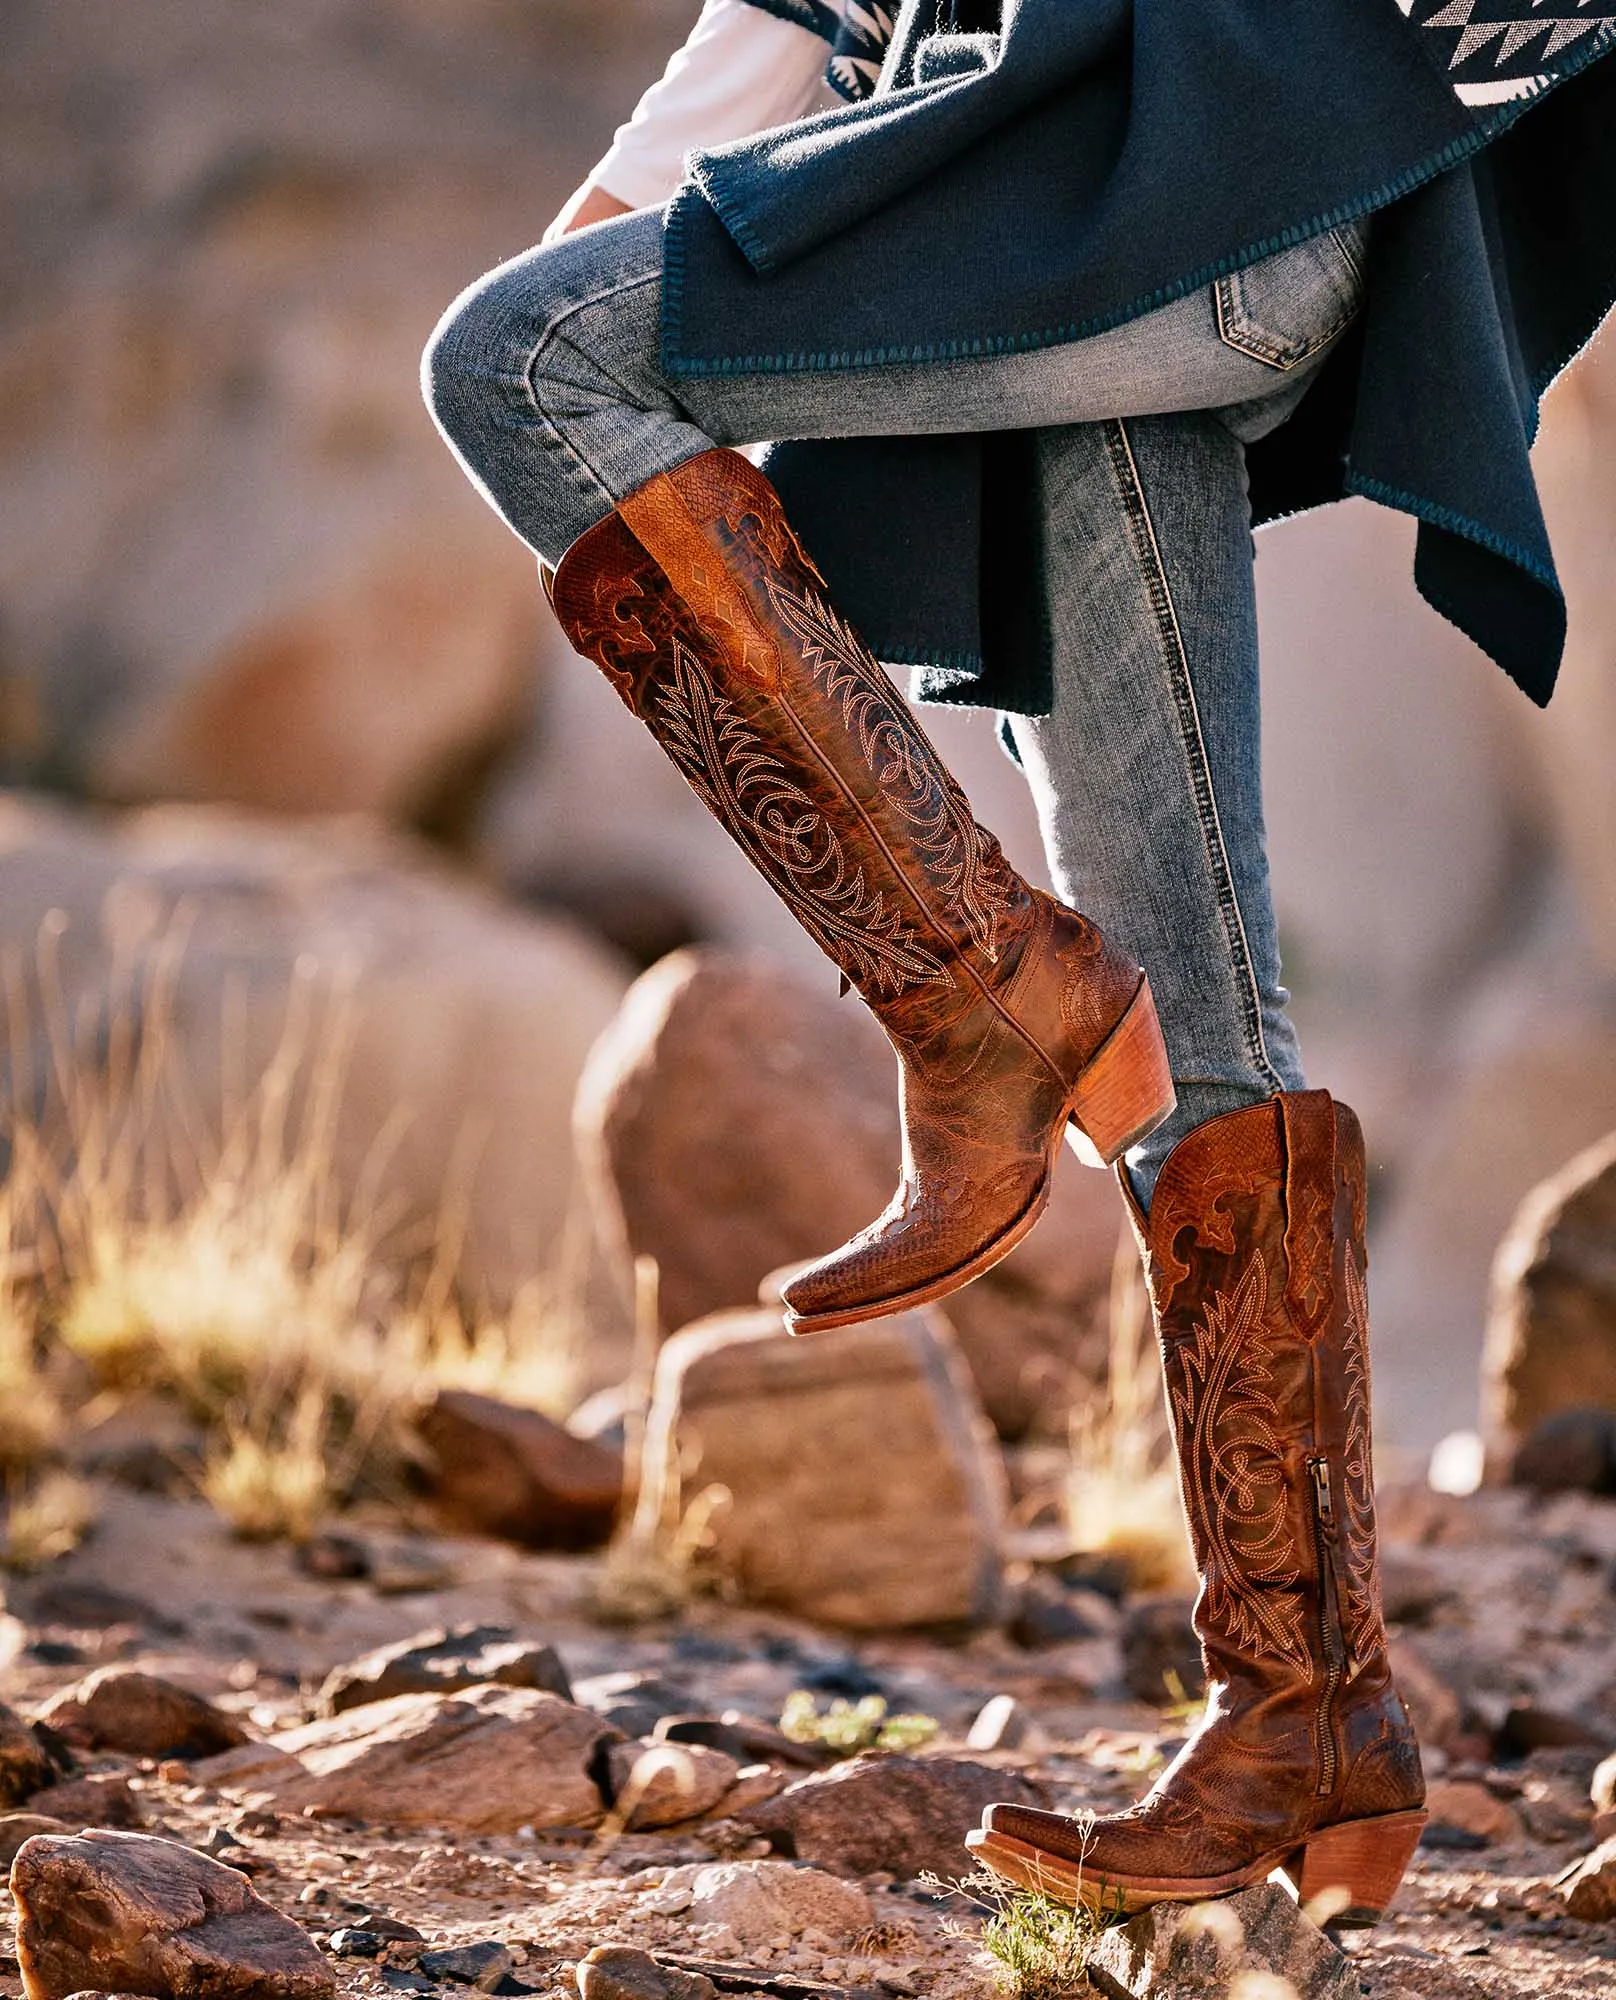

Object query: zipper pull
[1308,1455,1335,1529]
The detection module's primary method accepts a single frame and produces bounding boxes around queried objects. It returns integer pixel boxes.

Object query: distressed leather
[987,1093,1424,1879]
[550,448,1144,1323]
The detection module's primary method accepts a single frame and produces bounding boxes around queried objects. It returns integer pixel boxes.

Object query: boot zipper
[1308,1454,1348,1797]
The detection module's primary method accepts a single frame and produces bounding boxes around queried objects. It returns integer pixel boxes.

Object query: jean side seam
[521,270,667,511]
[1103,418,1285,1095]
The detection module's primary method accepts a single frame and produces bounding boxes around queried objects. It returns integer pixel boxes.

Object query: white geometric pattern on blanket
[1401,0,1616,106]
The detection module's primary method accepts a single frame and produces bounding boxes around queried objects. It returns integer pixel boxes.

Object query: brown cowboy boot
[550,447,1175,1332]
[968,1092,1426,1927]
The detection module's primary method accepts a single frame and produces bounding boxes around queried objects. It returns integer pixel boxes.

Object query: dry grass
[2,1469,98,1573]
[1064,1226,1193,1593]
[925,1864,1113,2000]
[0,910,585,1551]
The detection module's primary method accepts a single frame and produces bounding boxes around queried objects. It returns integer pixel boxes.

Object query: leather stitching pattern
[1338,1244,1383,1668]
[764,573,1020,963]
[1166,1255,1310,1675]
[654,637,950,995]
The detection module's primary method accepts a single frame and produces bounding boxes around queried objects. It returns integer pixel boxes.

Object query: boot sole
[783,979,1174,1335]
[965,1809,1428,1929]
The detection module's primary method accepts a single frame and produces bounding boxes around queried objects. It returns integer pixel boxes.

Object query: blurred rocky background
[0,7,1615,1994]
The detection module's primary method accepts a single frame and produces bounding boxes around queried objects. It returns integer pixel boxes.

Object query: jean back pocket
[1214,221,1369,372]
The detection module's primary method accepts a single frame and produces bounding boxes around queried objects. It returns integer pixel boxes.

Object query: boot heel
[1289,1809,1427,1927]
[1066,977,1176,1169]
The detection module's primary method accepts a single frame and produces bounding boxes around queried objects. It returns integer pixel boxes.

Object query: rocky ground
[0,1475,1612,2000]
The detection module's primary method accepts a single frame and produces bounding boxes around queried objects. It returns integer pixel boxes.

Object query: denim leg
[1007,414,1305,1209]
[425,214,1324,1210]
[424,207,1364,566]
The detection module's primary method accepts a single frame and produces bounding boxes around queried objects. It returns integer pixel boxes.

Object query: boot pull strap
[1280,1090,1338,1339]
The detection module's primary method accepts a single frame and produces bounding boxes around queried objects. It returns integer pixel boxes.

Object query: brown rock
[713,1766,788,1817]
[185,1743,304,1794]
[1510,1408,1616,1495]
[1387,1637,1463,1755]
[26,1775,144,1831]
[604,1741,739,1829]
[1121,1595,1206,1706]
[416,1389,622,1549]
[38,1669,248,1760]
[571,1674,699,1740]
[1563,1834,1616,1921]
[574,949,1126,1437]
[11,1828,334,2000]
[0,1704,56,1809]
[1483,1130,1616,1459]
[1422,1779,1522,1847]
[632,1305,1007,1630]
[0,1814,69,1870]
[316,1624,572,1716]
[264,1684,612,1832]
[577,1947,716,2000]
[737,1754,1046,1880]
[1087,1883,1356,2000]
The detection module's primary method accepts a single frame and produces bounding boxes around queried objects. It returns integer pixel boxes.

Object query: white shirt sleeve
[590,0,838,212]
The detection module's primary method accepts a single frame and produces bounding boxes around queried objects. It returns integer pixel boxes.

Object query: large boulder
[634,1305,1008,1630]
[1482,1130,1616,1462]
[0,0,696,835]
[11,1828,333,2000]
[0,799,630,1321]
[575,949,1126,1437]
[1363,924,1616,1450]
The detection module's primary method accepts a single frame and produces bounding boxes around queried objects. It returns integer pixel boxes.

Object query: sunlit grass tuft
[1064,1226,1193,1594]
[3,1470,98,1573]
[924,1865,1113,2000]
[0,911,586,1553]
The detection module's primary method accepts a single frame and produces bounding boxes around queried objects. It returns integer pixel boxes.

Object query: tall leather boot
[550,447,1175,1332]
[969,1092,1427,1927]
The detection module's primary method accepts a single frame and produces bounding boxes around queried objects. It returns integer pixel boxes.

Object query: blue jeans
[425,209,1369,1204]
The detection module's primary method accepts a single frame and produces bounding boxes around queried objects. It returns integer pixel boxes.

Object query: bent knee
[420,270,526,456]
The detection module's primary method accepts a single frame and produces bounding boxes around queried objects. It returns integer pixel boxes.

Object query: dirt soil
[0,1480,1613,1999]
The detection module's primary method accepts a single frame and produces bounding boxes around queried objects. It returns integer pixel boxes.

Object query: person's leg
[423,206,1366,564]
[1006,412,1304,1212]
[421,206,1361,1323]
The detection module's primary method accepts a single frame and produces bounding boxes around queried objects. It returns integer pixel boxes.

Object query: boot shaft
[552,449,1039,1002]
[1130,1093,1390,1708]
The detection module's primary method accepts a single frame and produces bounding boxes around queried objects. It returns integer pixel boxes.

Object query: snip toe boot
[550,447,1176,1331]
[968,1092,1426,1927]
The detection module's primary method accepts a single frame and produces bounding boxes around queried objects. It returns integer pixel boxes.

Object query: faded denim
[424,212,1369,1205]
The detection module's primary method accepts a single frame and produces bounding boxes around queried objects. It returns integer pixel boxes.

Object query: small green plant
[778,1690,939,1755]
[924,1869,1113,2000]
[979,1888,1107,2000]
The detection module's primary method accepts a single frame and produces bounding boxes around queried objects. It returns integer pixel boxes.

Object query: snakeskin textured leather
[984,1092,1424,1883]
[549,448,1152,1327]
